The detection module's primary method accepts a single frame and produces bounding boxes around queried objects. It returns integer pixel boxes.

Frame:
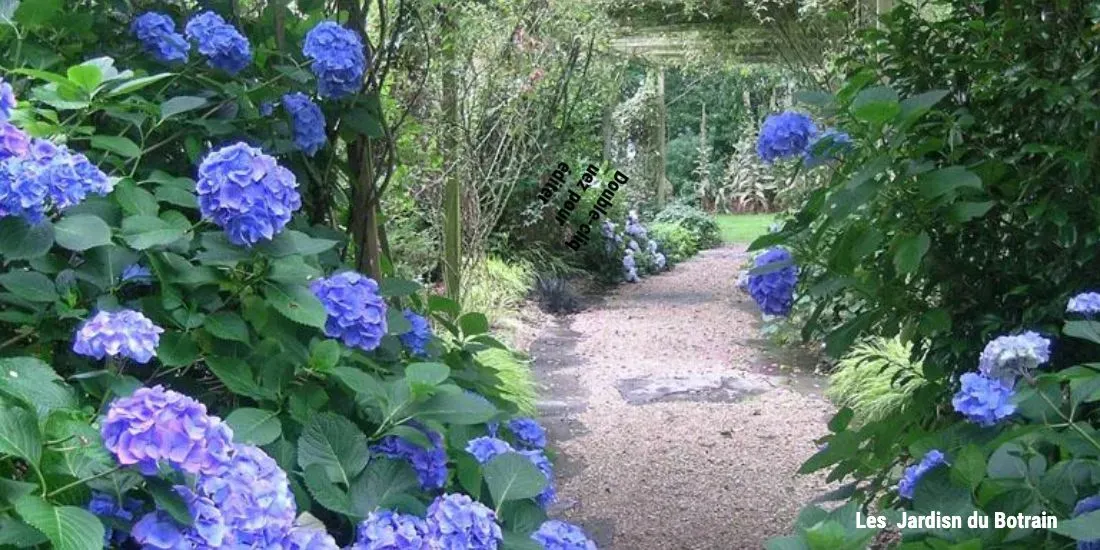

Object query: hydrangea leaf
[0,217,54,260]
[120,215,185,250]
[405,363,450,388]
[459,312,490,336]
[386,308,412,335]
[349,458,419,517]
[892,231,930,275]
[203,312,250,344]
[144,478,192,525]
[1052,509,1100,541]
[918,166,982,200]
[14,496,104,550]
[0,516,48,547]
[498,500,547,535]
[501,531,544,550]
[255,230,337,258]
[205,355,277,402]
[303,464,354,516]
[225,408,282,446]
[264,283,327,329]
[415,385,498,425]
[0,356,77,415]
[298,412,369,485]
[159,96,208,123]
[106,73,174,97]
[53,214,111,251]
[850,86,900,124]
[0,405,41,466]
[378,277,422,297]
[0,271,57,302]
[89,135,141,158]
[483,452,548,504]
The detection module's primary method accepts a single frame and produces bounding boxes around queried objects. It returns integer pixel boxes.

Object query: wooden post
[441,5,461,300]
[655,66,668,208]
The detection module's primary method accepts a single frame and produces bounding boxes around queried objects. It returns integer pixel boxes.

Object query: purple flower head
[372,426,448,490]
[185,11,251,74]
[352,510,430,550]
[175,485,229,546]
[121,263,153,283]
[531,520,598,550]
[600,221,615,239]
[303,21,367,99]
[978,331,1050,383]
[399,309,433,357]
[277,527,340,550]
[282,92,327,156]
[628,239,640,252]
[507,418,547,449]
[40,147,113,210]
[0,140,112,223]
[260,101,276,117]
[625,211,647,239]
[101,385,234,475]
[0,157,48,222]
[131,12,190,64]
[1074,495,1100,550]
[747,247,798,316]
[0,78,14,122]
[654,252,666,270]
[465,436,514,464]
[520,449,556,508]
[425,493,502,550]
[0,123,29,161]
[73,309,164,364]
[310,271,388,351]
[1068,292,1100,317]
[804,127,852,168]
[897,449,946,500]
[195,444,297,547]
[132,511,190,549]
[88,491,143,546]
[196,142,301,246]
[757,111,818,163]
[952,372,1016,427]
[623,251,638,283]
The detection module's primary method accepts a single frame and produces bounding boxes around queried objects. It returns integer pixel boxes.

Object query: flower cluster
[465,436,514,464]
[0,122,28,160]
[951,372,1016,427]
[531,520,598,550]
[0,78,14,122]
[87,491,143,546]
[185,11,252,74]
[625,210,647,239]
[121,263,153,284]
[131,12,190,64]
[1074,495,1100,550]
[195,142,301,246]
[521,449,557,508]
[425,493,502,549]
[897,449,946,499]
[978,331,1050,382]
[746,247,798,316]
[757,111,818,163]
[507,418,547,449]
[311,271,388,351]
[101,385,234,475]
[282,92,327,156]
[372,426,448,490]
[351,510,429,550]
[0,138,113,223]
[277,528,340,550]
[1068,292,1100,317]
[623,251,638,283]
[465,437,555,508]
[72,309,164,364]
[303,22,367,99]
[399,309,433,357]
[647,240,666,271]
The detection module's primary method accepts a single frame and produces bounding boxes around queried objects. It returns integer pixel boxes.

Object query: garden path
[531,244,834,549]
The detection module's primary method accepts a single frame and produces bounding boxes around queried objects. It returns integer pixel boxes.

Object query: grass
[715,213,775,244]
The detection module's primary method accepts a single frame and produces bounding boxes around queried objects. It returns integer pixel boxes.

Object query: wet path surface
[531,245,834,549]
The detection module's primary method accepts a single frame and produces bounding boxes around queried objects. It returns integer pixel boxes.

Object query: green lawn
[715,213,775,244]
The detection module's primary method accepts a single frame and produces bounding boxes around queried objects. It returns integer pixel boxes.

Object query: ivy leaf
[54,214,112,251]
[0,406,41,466]
[264,283,327,329]
[349,458,420,517]
[225,408,282,446]
[484,452,548,504]
[14,495,105,550]
[0,270,57,302]
[298,412,369,485]
[0,356,77,415]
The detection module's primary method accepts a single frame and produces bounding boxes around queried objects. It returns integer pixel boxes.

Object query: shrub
[653,202,720,248]
[649,222,699,263]
[825,337,927,426]
[461,256,535,321]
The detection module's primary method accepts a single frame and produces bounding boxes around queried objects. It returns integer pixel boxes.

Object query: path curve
[532,244,834,549]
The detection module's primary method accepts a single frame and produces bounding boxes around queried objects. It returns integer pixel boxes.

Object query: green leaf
[0,270,57,302]
[90,135,141,159]
[0,406,41,465]
[1052,509,1100,540]
[416,386,498,424]
[268,255,322,284]
[948,201,994,223]
[484,452,548,504]
[155,332,199,367]
[0,217,54,259]
[459,312,490,336]
[66,64,103,93]
[331,367,385,408]
[308,339,341,372]
[256,230,338,257]
[918,166,983,200]
[107,73,174,97]
[113,180,159,216]
[205,356,276,401]
[1064,320,1100,345]
[349,458,420,516]
[951,445,986,490]
[893,232,930,274]
[204,312,250,344]
[851,86,900,124]
[298,412,370,485]
[14,495,105,550]
[14,0,61,26]
[0,357,77,415]
[501,531,545,550]
[145,478,192,525]
[387,308,412,335]
[303,464,354,515]
[121,215,185,250]
[378,278,422,297]
[264,284,327,329]
[159,96,208,122]
[406,362,450,387]
[225,408,282,446]
[54,214,112,251]
[428,296,461,317]
[898,89,949,123]
[0,516,49,547]
[155,186,197,209]
[344,107,385,137]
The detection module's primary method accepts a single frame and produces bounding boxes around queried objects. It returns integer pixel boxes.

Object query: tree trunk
[440,5,462,300]
[655,66,668,208]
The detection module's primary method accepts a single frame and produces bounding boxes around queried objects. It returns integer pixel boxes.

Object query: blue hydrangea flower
[131,12,190,64]
[0,140,112,223]
[978,331,1051,383]
[352,510,429,550]
[132,510,191,549]
[757,111,818,163]
[897,449,946,500]
[628,239,640,252]
[507,418,547,449]
[282,92,327,156]
[623,251,638,283]
[196,142,301,246]
[303,21,367,99]
[531,520,598,550]
[311,271,388,351]
[40,147,113,211]
[372,426,448,490]
[277,527,340,550]
[260,101,276,117]
[601,221,615,239]
[952,372,1016,427]
[0,78,14,122]
[121,263,153,283]
[466,436,514,464]
[399,309,432,357]
[1068,292,1100,317]
[87,491,143,546]
[520,449,556,508]
[73,309,164,364]
[424,493,502,550]
[1074,495,1100,550]
[195,444,298,547]
[625,210,647,239]
[185,11,251,74]
[175,485,229,546]
[0,123,29,161]
[747,247,798,316]
[101,385,234,475]
[0,157,48,222]
[804,127,852,167]
[654,252,666,270]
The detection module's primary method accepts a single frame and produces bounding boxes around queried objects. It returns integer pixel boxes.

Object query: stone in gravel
[615,373,772,404]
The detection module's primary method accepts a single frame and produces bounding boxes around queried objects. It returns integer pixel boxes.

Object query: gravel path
[531,244,835,550]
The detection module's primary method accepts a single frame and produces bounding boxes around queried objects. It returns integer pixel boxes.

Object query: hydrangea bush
[0,5,596,550]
